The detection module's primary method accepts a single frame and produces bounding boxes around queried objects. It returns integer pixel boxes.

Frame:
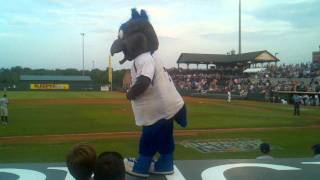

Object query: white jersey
[130,52,184,126]
[227,91,231,102]
[0,98,8,108]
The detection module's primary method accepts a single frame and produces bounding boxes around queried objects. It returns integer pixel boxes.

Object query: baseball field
[0,91,319,163]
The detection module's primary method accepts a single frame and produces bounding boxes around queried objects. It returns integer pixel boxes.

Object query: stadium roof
[20,75,92,81]
[177,50,279,65]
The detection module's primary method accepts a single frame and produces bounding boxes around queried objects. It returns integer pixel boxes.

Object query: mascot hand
[126,90,136,100]
[126,75,151,101]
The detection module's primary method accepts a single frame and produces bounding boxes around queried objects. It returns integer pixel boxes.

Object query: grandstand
[313,51,320,64]
[171,51,320,103]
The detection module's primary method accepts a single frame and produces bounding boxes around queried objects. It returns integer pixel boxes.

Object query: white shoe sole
[124,158,149,178]
[150,170,174,175]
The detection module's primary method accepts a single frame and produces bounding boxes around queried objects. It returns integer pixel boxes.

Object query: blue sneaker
[124,156,152,178]
[150,154,174,175]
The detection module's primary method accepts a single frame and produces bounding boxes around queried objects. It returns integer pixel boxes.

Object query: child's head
[66,143,96,180]
[260,143,270,154]
[312,144,320,155]
[94,152,125,180]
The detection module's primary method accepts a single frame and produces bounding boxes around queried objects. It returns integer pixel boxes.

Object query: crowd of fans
[267,63,315,78]
[168,63,320,104]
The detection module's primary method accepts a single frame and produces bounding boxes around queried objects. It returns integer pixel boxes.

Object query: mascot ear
[131,8,140,19]
[124,33,148,60]
[140,9,149,20]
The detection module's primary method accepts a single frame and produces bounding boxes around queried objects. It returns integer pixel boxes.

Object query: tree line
[0,66,128,89]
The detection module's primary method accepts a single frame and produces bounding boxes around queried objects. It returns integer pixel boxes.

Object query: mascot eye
[119,30,124,39]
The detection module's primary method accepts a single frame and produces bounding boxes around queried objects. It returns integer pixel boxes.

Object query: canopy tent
[243,68,266,73]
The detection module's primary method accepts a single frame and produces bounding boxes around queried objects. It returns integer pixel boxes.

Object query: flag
[108,55,112,84]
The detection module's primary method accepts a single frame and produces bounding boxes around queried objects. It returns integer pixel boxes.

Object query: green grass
[187,100,320,129]
[0,91,319,162]
[1,93,319,136]
[0,103,138,136]
[1,128,319,163]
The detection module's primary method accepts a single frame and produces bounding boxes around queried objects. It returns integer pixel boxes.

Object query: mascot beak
[110,39,127,64]
[110,39,123,56]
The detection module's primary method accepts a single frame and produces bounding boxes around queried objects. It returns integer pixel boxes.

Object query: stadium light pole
[239,0,242,60]
[80,33,85,76]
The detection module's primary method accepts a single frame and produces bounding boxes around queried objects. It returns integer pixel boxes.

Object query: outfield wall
[1,81,103,91]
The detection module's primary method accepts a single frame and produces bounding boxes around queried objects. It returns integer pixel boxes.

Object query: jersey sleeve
[137,56,155,81]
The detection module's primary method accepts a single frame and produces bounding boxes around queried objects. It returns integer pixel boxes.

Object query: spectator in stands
[94,152,126,180]
[292,94,302,116]
[256,143,273,160]
[66,143,97,180]
[312,144,320,159]
[169,63,318,104]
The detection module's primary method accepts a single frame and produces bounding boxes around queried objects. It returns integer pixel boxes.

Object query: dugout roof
[20,75,92,81]
[177,50,279,65]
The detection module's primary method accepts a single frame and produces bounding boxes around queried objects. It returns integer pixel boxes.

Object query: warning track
[0,125,319,144]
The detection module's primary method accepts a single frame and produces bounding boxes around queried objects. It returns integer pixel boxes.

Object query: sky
[0,0,320,70]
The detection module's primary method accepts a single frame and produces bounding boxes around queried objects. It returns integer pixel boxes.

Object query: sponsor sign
[0,159,319,180]
[30,84,69,90]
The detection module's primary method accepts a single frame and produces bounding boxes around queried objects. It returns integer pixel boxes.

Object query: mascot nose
[110,39,123,56]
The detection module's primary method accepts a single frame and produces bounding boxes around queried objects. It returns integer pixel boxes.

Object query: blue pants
[139,119,174,156]
[139,105,187,157]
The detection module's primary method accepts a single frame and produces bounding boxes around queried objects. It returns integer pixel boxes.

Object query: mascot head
[110,8,159,64]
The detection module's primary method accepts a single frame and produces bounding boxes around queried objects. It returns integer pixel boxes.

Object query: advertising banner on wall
[30,84,70,90]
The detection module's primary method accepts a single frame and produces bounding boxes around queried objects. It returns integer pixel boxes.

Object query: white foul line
[166,165,186,180]
[301,162,320,165]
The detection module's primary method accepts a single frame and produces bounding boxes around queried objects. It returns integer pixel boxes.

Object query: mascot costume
[110,8,187,178]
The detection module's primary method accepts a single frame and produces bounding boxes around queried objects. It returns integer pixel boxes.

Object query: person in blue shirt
[292,94,302,116]
[256,143,273,160]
